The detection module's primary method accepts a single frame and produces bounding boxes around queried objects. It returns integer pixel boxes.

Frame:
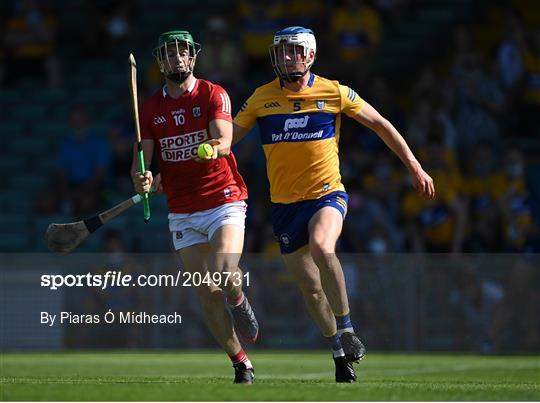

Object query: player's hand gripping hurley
[129,53,151,222]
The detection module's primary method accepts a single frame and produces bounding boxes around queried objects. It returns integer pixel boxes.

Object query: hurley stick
[129,53,151,222]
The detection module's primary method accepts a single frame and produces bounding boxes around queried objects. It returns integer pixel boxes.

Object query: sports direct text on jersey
[159,130,208,161]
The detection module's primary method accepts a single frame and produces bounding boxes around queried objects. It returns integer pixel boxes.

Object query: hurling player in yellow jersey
[234,26,435,382]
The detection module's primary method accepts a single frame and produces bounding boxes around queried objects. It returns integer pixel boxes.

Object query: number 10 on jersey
[173,114,185,126]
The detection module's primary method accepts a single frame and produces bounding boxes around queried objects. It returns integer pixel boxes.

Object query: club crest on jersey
[279,233,290,247]
[316,100,326,110]
[224,188,231,197]
[192,106,201,117]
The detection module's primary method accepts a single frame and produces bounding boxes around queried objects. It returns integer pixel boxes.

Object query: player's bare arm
[208,118,233,157]
[353,101,435,199]
[232,123,250,146]
[131,139,160,194]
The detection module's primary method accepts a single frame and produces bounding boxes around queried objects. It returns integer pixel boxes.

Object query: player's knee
[299,281,324,298]
[195,285,223,307]
[300,284,324,300]
[219,262,241,276]
[309,238,335,260]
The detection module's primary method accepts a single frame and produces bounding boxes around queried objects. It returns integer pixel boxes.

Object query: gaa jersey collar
[162,78,198,98]
[307,71,315,87]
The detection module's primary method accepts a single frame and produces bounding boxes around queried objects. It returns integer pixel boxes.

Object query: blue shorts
[270,191,349,254]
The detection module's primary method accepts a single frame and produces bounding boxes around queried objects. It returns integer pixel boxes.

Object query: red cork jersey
[140,79,247,213]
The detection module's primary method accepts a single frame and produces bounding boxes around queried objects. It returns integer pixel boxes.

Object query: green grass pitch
[1,351,538,401]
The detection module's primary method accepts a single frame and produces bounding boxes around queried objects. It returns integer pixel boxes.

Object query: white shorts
[168,201,247,250]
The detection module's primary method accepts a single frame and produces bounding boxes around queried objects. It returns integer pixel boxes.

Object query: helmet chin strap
[282,69,309,82]
[167,71,191,84]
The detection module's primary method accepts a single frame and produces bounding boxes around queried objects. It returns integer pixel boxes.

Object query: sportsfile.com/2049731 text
[40,270,250,290]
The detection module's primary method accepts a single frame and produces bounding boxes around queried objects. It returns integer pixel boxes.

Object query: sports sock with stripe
[335,313,354,337]
[326,334,345,358]
[229,349,253,369]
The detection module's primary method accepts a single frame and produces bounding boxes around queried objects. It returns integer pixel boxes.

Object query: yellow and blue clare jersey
[234,72,365,203]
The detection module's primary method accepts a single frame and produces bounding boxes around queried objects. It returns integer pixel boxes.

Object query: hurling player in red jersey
[131,31,257,384]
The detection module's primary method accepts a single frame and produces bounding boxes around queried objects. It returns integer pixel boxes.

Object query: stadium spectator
[76,1,136,58]
[56,105,111,217]
[103,1,134,46]
[237,0,284,75]
[402,135,464,253]
[78,0,103,56]
[4,0,61,87]
[284,0,324,30]
[361,151,405,221]
[462,142,504,252]
[494,147,535,252]
[452,56,505,152]
[367,76,405,134]
[405,99,433,153]
[330,0,382,79]
[341,183,404,253]
[518,26,540,137]
[197,16,246,101]
[411,67,441,104]
[497,12,525,90]
[107,115,137,194]
[372,0,410,22]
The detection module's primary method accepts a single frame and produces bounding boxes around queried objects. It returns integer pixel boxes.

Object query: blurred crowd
[2,0,538,255]
[1,0,539,253]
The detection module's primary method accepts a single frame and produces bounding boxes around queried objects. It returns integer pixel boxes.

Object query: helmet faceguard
[152,30,201,84]
[269,26,316,83]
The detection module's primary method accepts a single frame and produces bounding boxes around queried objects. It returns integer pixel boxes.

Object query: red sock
[226,292,244,307]
[229,349,252,369]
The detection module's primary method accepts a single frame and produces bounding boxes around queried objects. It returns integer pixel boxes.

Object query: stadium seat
[0,155,27,172]
[0,88,21,104]
[0,233,32,252]
[37,123,70,140]
[0,122,25,136]
[75,88,116,104]
[9,104,50,122]
[9,137,53,156]
[0,190,33,213]
[7,174,51,193]
[0,213,29,231]
[31,88,67,104]
[78,60,117,76]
